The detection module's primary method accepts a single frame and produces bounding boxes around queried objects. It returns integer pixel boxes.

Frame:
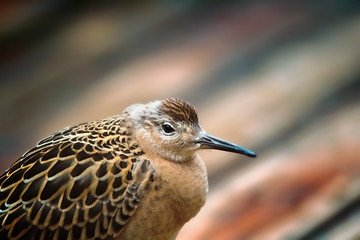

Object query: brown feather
[160,98,199,125]
[0,114,156,240]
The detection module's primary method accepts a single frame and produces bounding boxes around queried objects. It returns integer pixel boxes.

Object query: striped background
[1,1,360,239]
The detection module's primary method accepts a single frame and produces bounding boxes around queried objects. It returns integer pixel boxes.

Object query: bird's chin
[163,150,197,163]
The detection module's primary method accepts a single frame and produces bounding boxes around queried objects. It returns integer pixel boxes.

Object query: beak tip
[246,150,257,158]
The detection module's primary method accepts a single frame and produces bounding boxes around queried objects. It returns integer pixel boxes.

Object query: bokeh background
[1,1,360,239]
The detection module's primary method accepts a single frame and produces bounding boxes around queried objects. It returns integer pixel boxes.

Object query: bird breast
[119,153,208,240]
[152,153,208,221]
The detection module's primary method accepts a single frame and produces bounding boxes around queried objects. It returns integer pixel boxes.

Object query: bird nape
[0,98,255,240]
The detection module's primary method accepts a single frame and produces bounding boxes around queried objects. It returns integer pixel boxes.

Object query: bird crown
[160,98,199,125]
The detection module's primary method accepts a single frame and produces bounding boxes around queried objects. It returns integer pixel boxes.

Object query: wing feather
[0,118,155,240]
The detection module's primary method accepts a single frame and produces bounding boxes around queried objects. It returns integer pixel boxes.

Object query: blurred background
[1,1,360,239]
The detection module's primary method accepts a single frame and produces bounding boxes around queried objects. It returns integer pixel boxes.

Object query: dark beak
[195,134,256,158]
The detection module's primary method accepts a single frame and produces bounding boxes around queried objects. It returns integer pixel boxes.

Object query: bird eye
[161,123,176,135]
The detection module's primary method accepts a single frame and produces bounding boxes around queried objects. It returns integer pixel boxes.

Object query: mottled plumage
[0,98,255,240]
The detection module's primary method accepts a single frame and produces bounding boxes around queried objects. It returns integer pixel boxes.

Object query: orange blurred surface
[1,1,360,239]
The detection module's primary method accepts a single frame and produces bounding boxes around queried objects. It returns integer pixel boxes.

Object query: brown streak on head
[161,98,199,125]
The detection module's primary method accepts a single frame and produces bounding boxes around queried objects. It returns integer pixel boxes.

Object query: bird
[0,98,256,240]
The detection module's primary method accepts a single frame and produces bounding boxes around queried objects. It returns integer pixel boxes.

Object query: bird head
[127,98,256,162]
